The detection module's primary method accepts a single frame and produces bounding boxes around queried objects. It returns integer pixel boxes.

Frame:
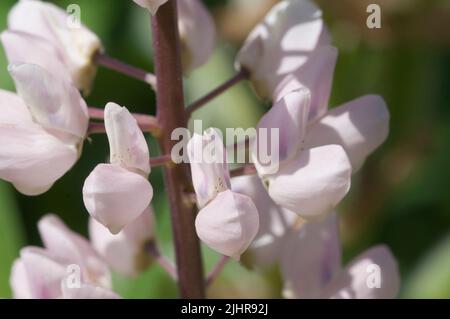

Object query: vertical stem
[151,1,205,298]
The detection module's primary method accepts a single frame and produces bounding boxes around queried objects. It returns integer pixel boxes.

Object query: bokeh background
[0,0,449,298]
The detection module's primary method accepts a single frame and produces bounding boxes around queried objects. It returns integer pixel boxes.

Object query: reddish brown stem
[150,154,173,168]
[146,242,177,281]
[94,52,157,89]
[230,164,258,178]
[152,1,205,299]
[185,69,249,117]
[205,255,230,287]
[88,107,162,136]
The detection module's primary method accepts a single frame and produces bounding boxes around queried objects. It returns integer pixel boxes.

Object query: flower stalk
[151,1,205,299]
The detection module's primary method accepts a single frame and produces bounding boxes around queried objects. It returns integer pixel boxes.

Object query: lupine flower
[0,64,88,196]
[83,102,153,235]
[134,0,216,73]
[231,175,298,268]
[280,213,400,299]
[1,0,103,93]
[10,214,118,299]
[188,128,259,259]
[89,206,156,276]
[252,89,352,220]
[236,0,331,101]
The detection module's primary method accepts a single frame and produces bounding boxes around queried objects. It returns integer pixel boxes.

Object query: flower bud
[133,0,168,15]
[195,190,259,259]
[7,0,103,93]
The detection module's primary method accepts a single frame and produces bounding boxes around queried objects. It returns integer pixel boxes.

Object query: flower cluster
[0,0,399,299]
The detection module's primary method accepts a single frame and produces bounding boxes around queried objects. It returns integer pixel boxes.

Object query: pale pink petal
[1,31,71,83]
[20,247,67,299]
[89,207,155,276]
[231,175,298,268]
[10,259,33,299]
[252,89,311,176]
[38,214,111,288]
[305,95,390,172]
[236,0,330,99]
[133,0,169,15]
[280,213,342,299]
[8,0,102,92]
[104,102,150,175]
[323,245,400,299]
[273,46,338,122]
[195,190,259,259]
[0,124,78,196]
[268,145,352,220]
[0,89,33,125]
[188,129,230,207]
[9,64,88,143]
[178,0,216,72]
[83,164,153,234]
[61,282,120,299]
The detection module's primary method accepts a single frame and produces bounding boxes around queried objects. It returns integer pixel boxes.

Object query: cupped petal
[61,282,120,299]
[89,207,156,276]
[38,214,111,288]
[83,164,153,234]
[195,190,259,259]
[1,30,71,84]
[252,89,311,176]
[323,245,400,299]
[273,46,338,122]
[268,145,352,220]
[305,95,390,172]
[0,124,78,196]
[9,64,89,142]
[178,0,216,72]
[104,102,150,175]
[231,175,298,268]
[20,247,67,299]
[188,128,230,207]
[133,0,169,15]
[236,0,330,99]
[0,89,33,125]
[280,213,342,299]
[8,0,102,92]
[10,259,33,299]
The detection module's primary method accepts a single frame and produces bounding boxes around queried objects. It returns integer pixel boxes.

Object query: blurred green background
[0,0,449,298]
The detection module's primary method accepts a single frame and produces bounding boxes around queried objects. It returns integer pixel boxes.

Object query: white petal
[0,89,33,125]
[9,64,88,142]
[61,282,120,299]
[83,164,153,234]
[273,46,338,122]
[20,247,67,299]
[323,245,400,299]
[187,128,230,207]
[133,0,169,15]
[89,207,155,276]
[268,145,352,220]
[280,213,342,299]
[305,95,390,172]
[236,0,330,98]
[195,190,259,259]
[0,124,78,196]
[38,214,111,288]
[1,31,71,84]
[178,0,216,72]
[231,175,298,268]
[252,89,311,176]
[104,102,150,175]
[8,0,102,92]
[10,259,33,299]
